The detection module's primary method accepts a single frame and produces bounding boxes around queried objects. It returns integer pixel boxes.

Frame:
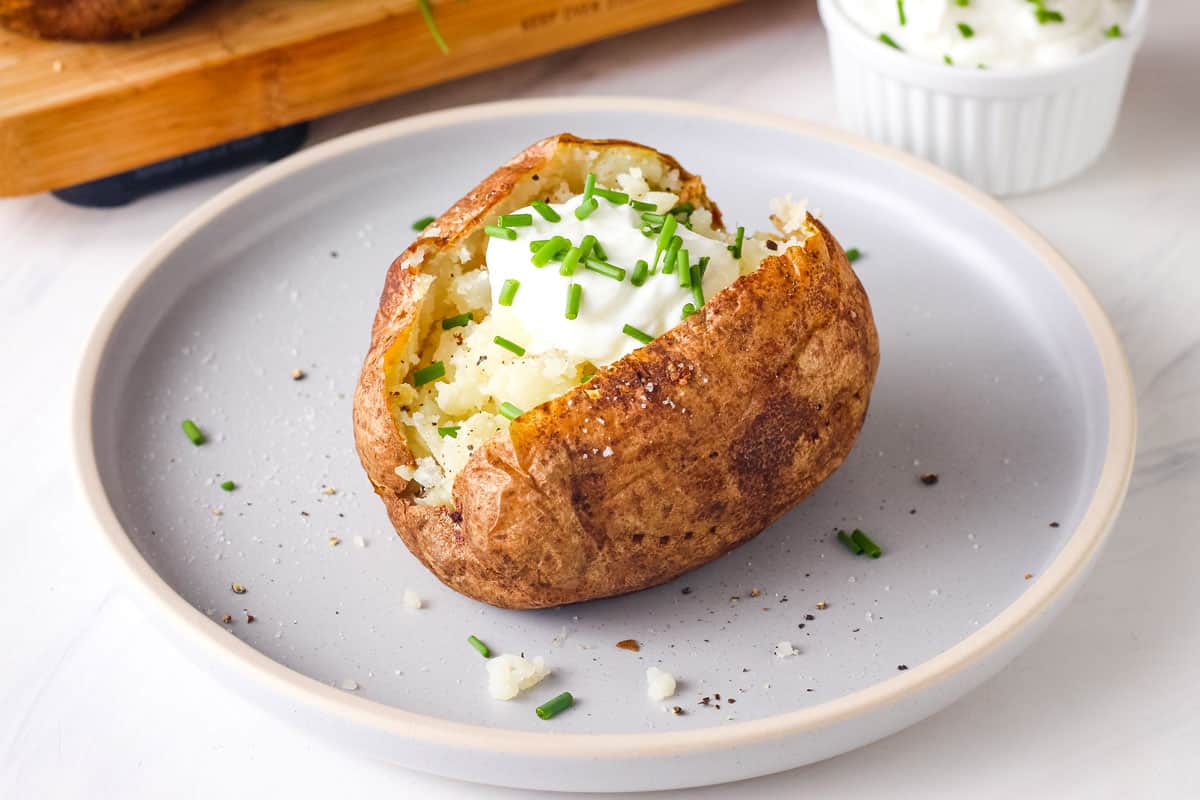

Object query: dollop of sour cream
[839,0,1132,69]
[485,194,739,366]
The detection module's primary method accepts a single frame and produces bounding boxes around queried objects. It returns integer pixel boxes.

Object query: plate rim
[72,96,1138,758]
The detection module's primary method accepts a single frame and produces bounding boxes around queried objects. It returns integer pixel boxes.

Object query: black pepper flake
[531,174,540,181]
[681,586,692,595]
[728,698,736,704]
[671,706,684,715]
[1050,521,1060,528]
[852,628,860,632]
[700,696,711,706]
[897,664,909,671]
[765,240,778,251]
[910,508,917,515]
[920,473,940,486]
[714,693,721,700]
[450,510,463,524]
[798,623,806,629]
[805,614,815,621]
[330,250,339,258]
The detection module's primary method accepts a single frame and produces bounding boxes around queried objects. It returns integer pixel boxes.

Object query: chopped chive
[652,215,678,271]
[661,235,682,275]
[691,274,705,309]
[641,211,667,225]
[413,361,446,386]
[574,197,599,220]
[697,256,710,279]
[417,0,449,54]
[1036,8,1064,23]
[630,259,649,287]
[1104,23,1122,37]
[467,635,491,657]
[442,312,473,329]
[641,225,659,238]
[957,22,974,37]
[565,283,582,319]
[592,239,608,261]
[669,202,694,218]
[593,187,629,205]
[493,336,525,356]
[955,0,969,5]
[584,258,626,281]
[559,234,597,275]
[845,247,862,263]
[498,279,520,306]
[535,691,573,720]
[531,236,568,267]
[499,402,524,421]
[677,249,691,288]
[622,323,653,345]
[629,199,657,212]
[943,53,953,64]
[578,232,597,257]
[879,32,902,50]
[897,0,906,25]
[438,426,460,438]
[412,215,436,231]
[837,529,863,555]
[530,199,560,222]
[485,225,517,240]
[977,63,988,69]
[528,239,549,252]
[851,529,883,558]
[579,369,595,384]
[582,173,596,200]
[560,246,584,276]
[220,480,236,492]
[181,419,205,446]
[728,226,745,258]
[499,213,533,227]
[681,303,696,320]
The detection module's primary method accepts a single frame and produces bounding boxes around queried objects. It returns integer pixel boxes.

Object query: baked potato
[354,134,879,609]
[0,0,200,40]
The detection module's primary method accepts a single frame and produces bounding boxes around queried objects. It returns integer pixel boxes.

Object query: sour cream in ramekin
[818,0,1146,193]
[837,0,1133,70]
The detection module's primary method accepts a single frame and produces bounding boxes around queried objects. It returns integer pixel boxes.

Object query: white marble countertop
[2,1,1198,796]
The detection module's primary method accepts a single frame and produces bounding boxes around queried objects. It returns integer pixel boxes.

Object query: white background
[3,1,1199,796]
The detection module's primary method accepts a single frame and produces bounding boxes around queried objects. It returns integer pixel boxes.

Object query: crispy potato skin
[0,0,198,39]
[354,135,879,609]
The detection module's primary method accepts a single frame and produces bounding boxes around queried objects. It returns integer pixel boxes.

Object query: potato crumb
[487,654,550,700]
[773,641,798,658]
[403,589,423,609]
[769,194,809,234]
[646,667,677,701]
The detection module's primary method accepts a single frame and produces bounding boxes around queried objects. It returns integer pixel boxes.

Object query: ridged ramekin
[817,0,1148,195]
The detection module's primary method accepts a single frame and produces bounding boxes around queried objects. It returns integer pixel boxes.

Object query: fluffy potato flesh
[353,135,879,609]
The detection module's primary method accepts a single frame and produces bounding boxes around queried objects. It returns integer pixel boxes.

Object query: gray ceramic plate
[74,99,1136,792]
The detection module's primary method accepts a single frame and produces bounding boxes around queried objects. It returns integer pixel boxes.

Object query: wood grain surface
[0,0,741,196]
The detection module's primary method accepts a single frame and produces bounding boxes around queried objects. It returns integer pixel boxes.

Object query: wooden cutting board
[0,0,741,197]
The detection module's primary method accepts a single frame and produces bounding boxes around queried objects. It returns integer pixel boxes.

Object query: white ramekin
[817,0,1148,195]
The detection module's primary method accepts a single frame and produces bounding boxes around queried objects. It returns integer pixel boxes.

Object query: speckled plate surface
[74,99,1136,792]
